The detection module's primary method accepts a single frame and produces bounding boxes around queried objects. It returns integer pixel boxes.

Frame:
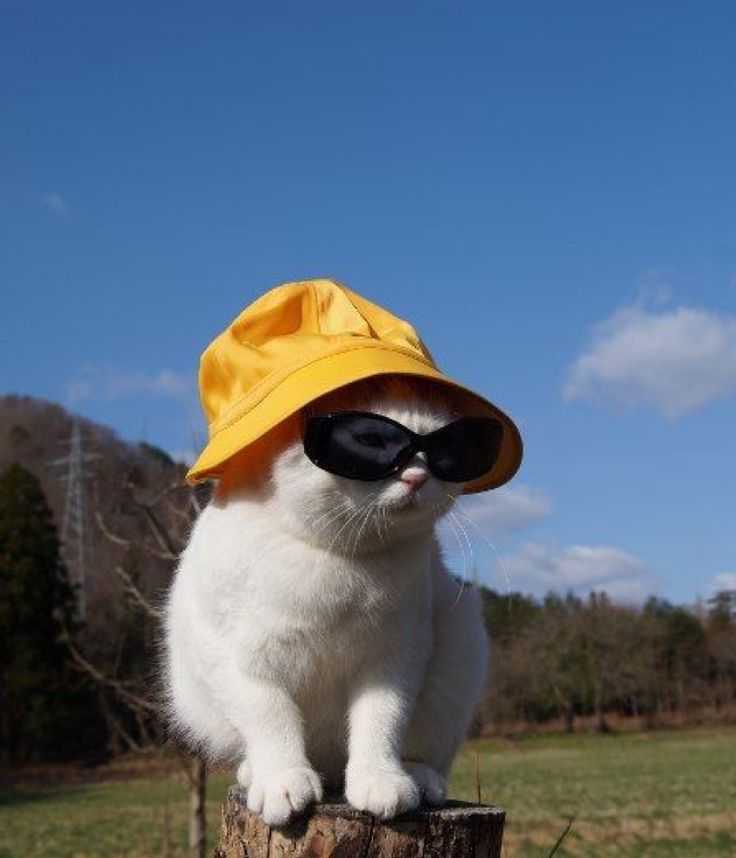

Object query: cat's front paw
[345,764,420,819]
[246,765,323,827]
[404,761,447,806]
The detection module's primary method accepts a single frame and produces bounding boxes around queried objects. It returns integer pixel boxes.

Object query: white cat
[163,375,490,826]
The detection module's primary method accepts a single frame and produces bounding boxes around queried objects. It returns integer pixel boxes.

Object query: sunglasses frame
[302,409,502,483]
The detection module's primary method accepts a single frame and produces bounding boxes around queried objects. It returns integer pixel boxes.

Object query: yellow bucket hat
[187,279,522,493]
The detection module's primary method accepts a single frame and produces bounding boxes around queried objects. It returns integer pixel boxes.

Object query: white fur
[163,380,490,826]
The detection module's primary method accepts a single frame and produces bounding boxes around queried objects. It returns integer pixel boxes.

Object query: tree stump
[216,786,505,858]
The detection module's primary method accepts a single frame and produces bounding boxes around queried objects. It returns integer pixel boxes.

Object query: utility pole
[50,418,99,620]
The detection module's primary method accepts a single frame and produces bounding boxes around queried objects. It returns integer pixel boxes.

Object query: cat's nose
[400,467,429,492]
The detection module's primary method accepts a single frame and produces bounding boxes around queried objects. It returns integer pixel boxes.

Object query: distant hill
[0,394,208,650]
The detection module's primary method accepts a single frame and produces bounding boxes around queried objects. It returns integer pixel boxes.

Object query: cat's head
[219,375,477,553]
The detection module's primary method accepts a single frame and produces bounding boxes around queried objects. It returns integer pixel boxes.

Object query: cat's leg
[167,645,243,762]
[343,656,422,819]
[212,669,322,827]
[236,757,251,788]
[403,582,489,804]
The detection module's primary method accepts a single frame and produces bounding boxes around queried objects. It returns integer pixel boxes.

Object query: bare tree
[64,472,210,858]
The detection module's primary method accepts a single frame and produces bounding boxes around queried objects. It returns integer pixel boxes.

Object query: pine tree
[0,462,96,762]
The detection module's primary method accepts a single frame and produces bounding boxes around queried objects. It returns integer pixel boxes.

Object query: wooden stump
[216,786,505,858]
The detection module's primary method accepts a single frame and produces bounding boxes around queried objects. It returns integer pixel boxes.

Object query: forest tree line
[481,586,736,732]
[1,460,735,764]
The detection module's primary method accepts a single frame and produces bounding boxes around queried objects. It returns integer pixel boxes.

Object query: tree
[481,587,540,643]
[643,597,708,718]
[529,593,587,732]
[65,469,211,858]
[0,463,102,762]
[705,591,736,710]
[480,588,543,727]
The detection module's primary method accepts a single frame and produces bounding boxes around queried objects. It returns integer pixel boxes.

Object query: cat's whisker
[372,504,386,546]
[351,488,384,556]
[308,500,349,531]
[441,511,468,584]
[377,504,392,548]
[452,505,513,602]
[325,502,369,555]
[432,493,454,522]
[310,496,352,525]
[445,513,474,609]
[449,509,476,586]
[352,507,373,558]
[310,498,354,539]
[351,505,374,557]
[330,491,381,557]
[344,505,364,557]
[355,492,380,548]
[334,509,369,555]
[378,504,391,545]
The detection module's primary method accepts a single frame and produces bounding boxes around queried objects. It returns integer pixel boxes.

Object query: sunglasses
[302,410,503,483]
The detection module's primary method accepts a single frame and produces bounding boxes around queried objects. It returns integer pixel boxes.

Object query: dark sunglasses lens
[427,417,503,481]
[305,413,410,479]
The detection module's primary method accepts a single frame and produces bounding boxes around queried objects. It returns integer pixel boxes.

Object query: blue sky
[2,1,735,604]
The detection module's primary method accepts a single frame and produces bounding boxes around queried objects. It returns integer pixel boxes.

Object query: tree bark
[216,787,505,858]
[188,755,207,858]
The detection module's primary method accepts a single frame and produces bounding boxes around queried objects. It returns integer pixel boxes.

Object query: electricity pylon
[50,418,99,620]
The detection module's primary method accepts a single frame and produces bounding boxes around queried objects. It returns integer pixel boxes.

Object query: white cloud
[40,192,68,214]
[458,484,551,537]
[707,572,736,592]
[66,367,194,404]
[500,542,657,602]
[563,299,736,418]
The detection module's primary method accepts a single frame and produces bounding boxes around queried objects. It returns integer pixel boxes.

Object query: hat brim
[186,346,522,494]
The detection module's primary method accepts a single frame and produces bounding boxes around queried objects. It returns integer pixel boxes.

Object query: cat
[162,375,490,826]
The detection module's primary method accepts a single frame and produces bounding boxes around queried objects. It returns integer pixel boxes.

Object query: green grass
[2,725,735,857]
[454,726,736,857]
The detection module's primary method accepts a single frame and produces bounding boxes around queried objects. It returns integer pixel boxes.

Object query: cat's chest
[256,541,422,624]
[242,543,431,693]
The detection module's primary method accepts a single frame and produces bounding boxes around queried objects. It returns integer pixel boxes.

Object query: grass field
[2,725,735,857]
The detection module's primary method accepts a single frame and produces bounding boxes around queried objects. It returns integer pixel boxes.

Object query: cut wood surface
[216,786,505,858]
